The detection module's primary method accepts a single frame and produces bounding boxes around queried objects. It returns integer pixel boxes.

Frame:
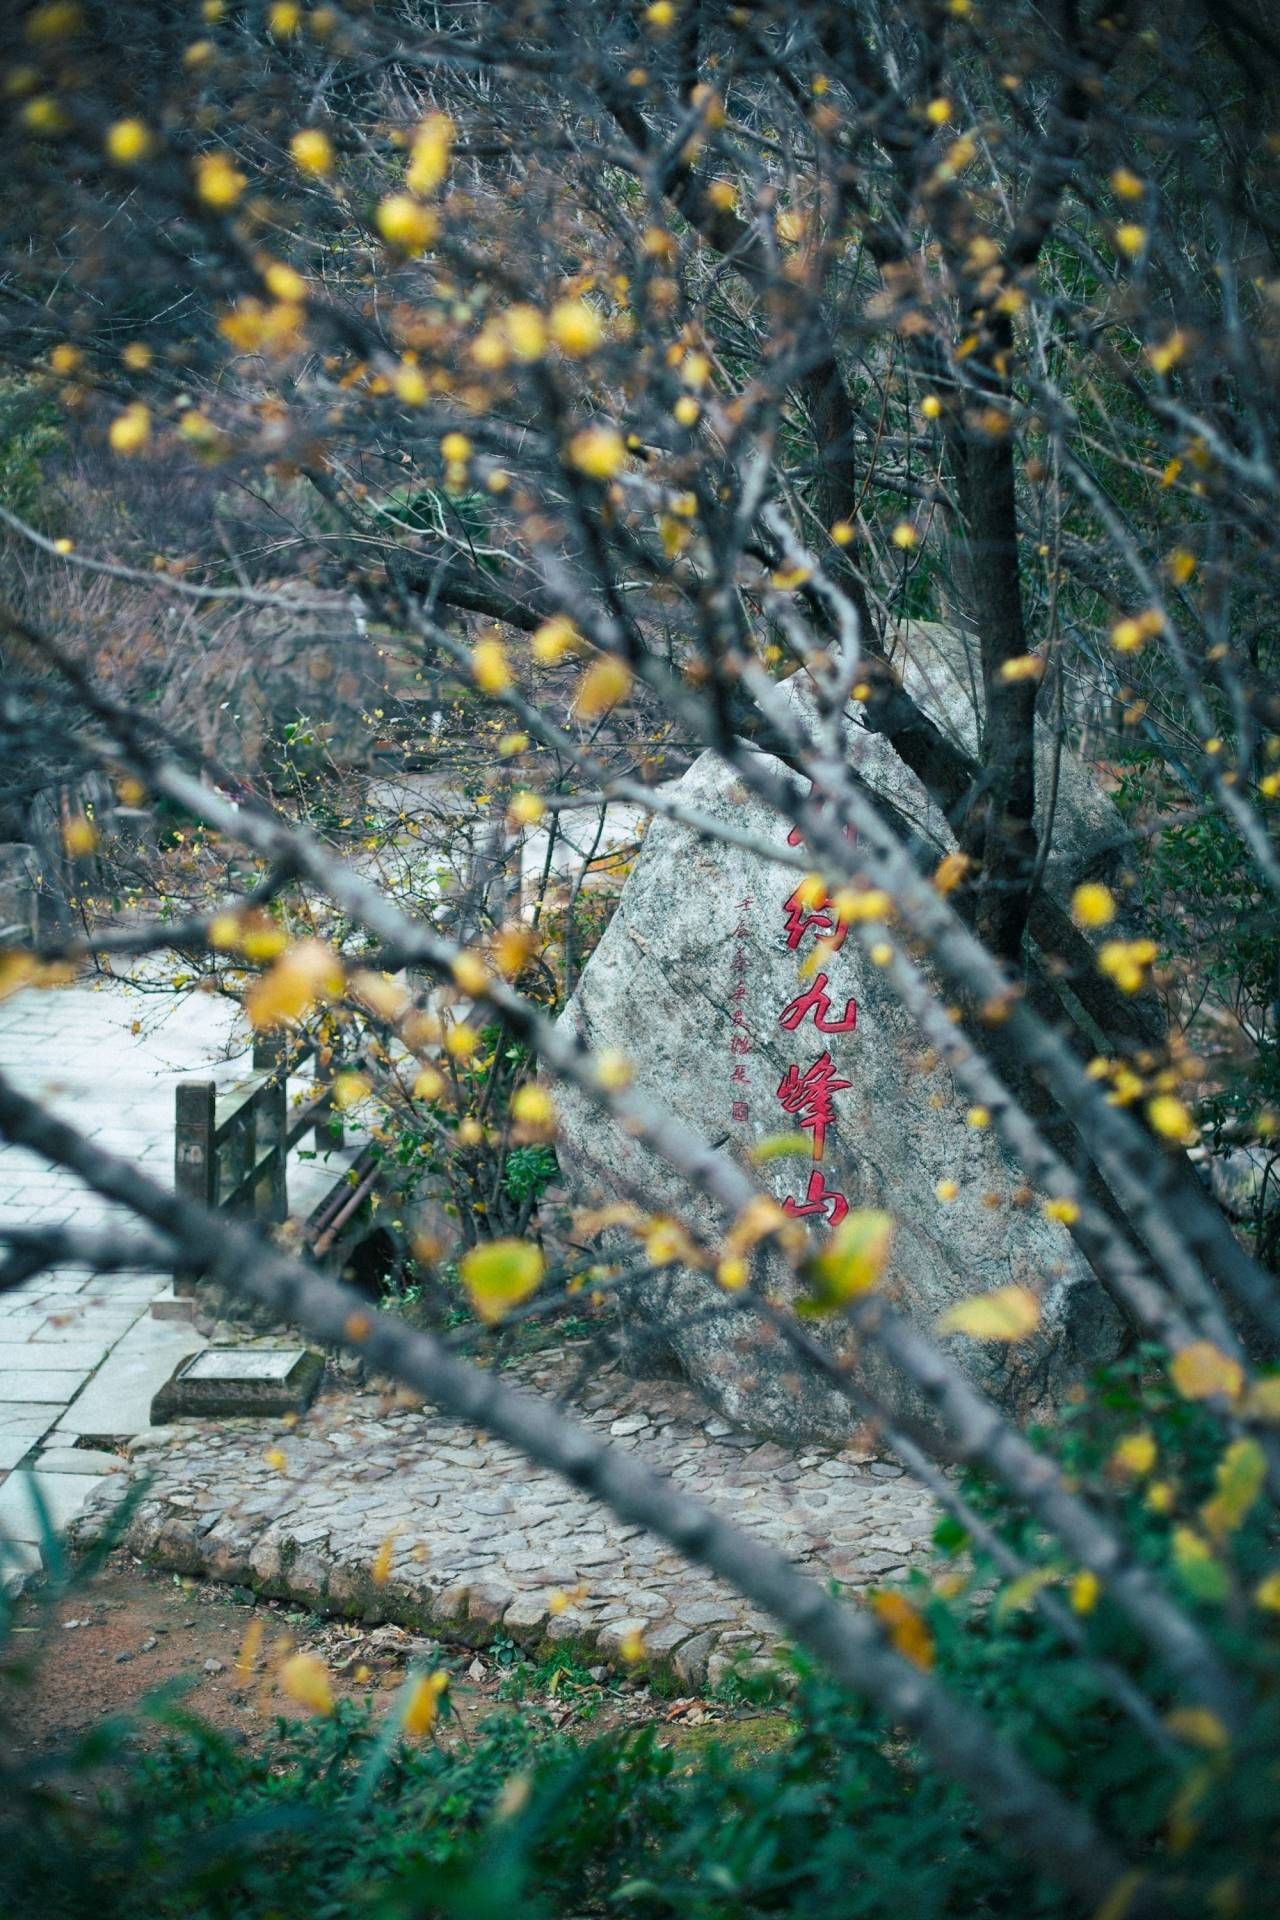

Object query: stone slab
[0,1432,40,1471]
[31,1446,125,1475]
[54,1315,206,1440]
[152,1348,323,1423]
[0,1370,88,1404]
[0,1468,107,1543]
[0,1342,109,1373]
[0,1403,59,1437]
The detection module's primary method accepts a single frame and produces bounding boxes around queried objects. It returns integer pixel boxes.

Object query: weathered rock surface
[555,655,1123,1445]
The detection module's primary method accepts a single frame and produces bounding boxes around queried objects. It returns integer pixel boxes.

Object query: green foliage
[6,1355,1280,1919]
[501,1144,558,1205]
[0,378,66,530]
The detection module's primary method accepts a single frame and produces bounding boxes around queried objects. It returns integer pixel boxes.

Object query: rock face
[555,650,1123,1446]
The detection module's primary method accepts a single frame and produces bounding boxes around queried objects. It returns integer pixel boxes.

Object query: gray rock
[555,698,1121,1446]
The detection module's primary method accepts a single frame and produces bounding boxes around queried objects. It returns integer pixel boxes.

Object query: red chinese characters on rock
[778,971,857,1035]
[727,895,753,1126]
[776,816,856,1226]
[781,1166,850,1225]
[775,1050,851,1157]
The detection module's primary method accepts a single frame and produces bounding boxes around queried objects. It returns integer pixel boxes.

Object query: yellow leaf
[1240,1376,1280,1422]
[1171,1526,1229,1603]
[1170,1342,1244,1405]
[1110,1430,1157,1478]
[643,1216,697,1267]
[402,1669,449,1735]
[245,938,343,1030]
[331,1070,370,1111]
[747,1132,812,1165]
[371,1533,397,1585]
[937,1285,1040,1342]
[1201,1438,1266,1539]
[278,1651,333,1715]
[995,1565,1057,1618]
[1165,1707,1230,1752]
[1071,1570,1100,1614]
[460,1238,544,1323]
[236,1617,264,1682]
[1093,1871,1147,1920]
[870,1590,934,1669]
[1254,1571,1280,1611]
[806,1209,894,1312]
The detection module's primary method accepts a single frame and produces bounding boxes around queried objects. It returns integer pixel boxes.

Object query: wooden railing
[172,1033,345,1290]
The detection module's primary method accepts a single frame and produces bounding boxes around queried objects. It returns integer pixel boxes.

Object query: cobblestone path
[0,973,359,1581]
[78,1352,938,1688]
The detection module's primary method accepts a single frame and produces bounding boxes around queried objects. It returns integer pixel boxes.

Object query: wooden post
[174,1079,216,1296]
[252,1034,288,1223]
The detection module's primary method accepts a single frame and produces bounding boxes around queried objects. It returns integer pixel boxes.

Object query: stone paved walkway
[0,972,361,1582]
[75,1352,938,1688]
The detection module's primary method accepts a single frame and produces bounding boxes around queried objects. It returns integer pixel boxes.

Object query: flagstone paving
[74,1352,938,1688]
[0,973,361,1581]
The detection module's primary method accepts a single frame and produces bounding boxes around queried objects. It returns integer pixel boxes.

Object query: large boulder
[554,665,1123,1446]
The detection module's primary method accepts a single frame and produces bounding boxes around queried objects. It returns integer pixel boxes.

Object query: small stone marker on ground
[151,1348,323,1423]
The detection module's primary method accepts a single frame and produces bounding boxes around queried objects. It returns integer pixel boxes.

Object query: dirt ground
[3,1551,764,1761]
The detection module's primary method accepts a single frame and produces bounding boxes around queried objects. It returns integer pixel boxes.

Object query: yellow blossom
[394,361,429,405]
[549,298,604,357]
[290,127,333,175]
[471,637,513,693]
[576,656,632,716]
[1071,1570,1100,1614]
[406,113,455,196]
[504,304,547,361]
[532,615,582,664]
[1147,1094,1195,1144]
[567,424,626,480]
[452,949,489,995]
[510,790,545,826]
[596,1049,632,1090]
[375,194,438,256]
[278,1651,333,1715]
[108,403,151,455]
[105,118,151,165]
[402,1670,449,1735]
[444,1022,479,1059]
[1072,882,1116,929]
[194,150,246,209]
